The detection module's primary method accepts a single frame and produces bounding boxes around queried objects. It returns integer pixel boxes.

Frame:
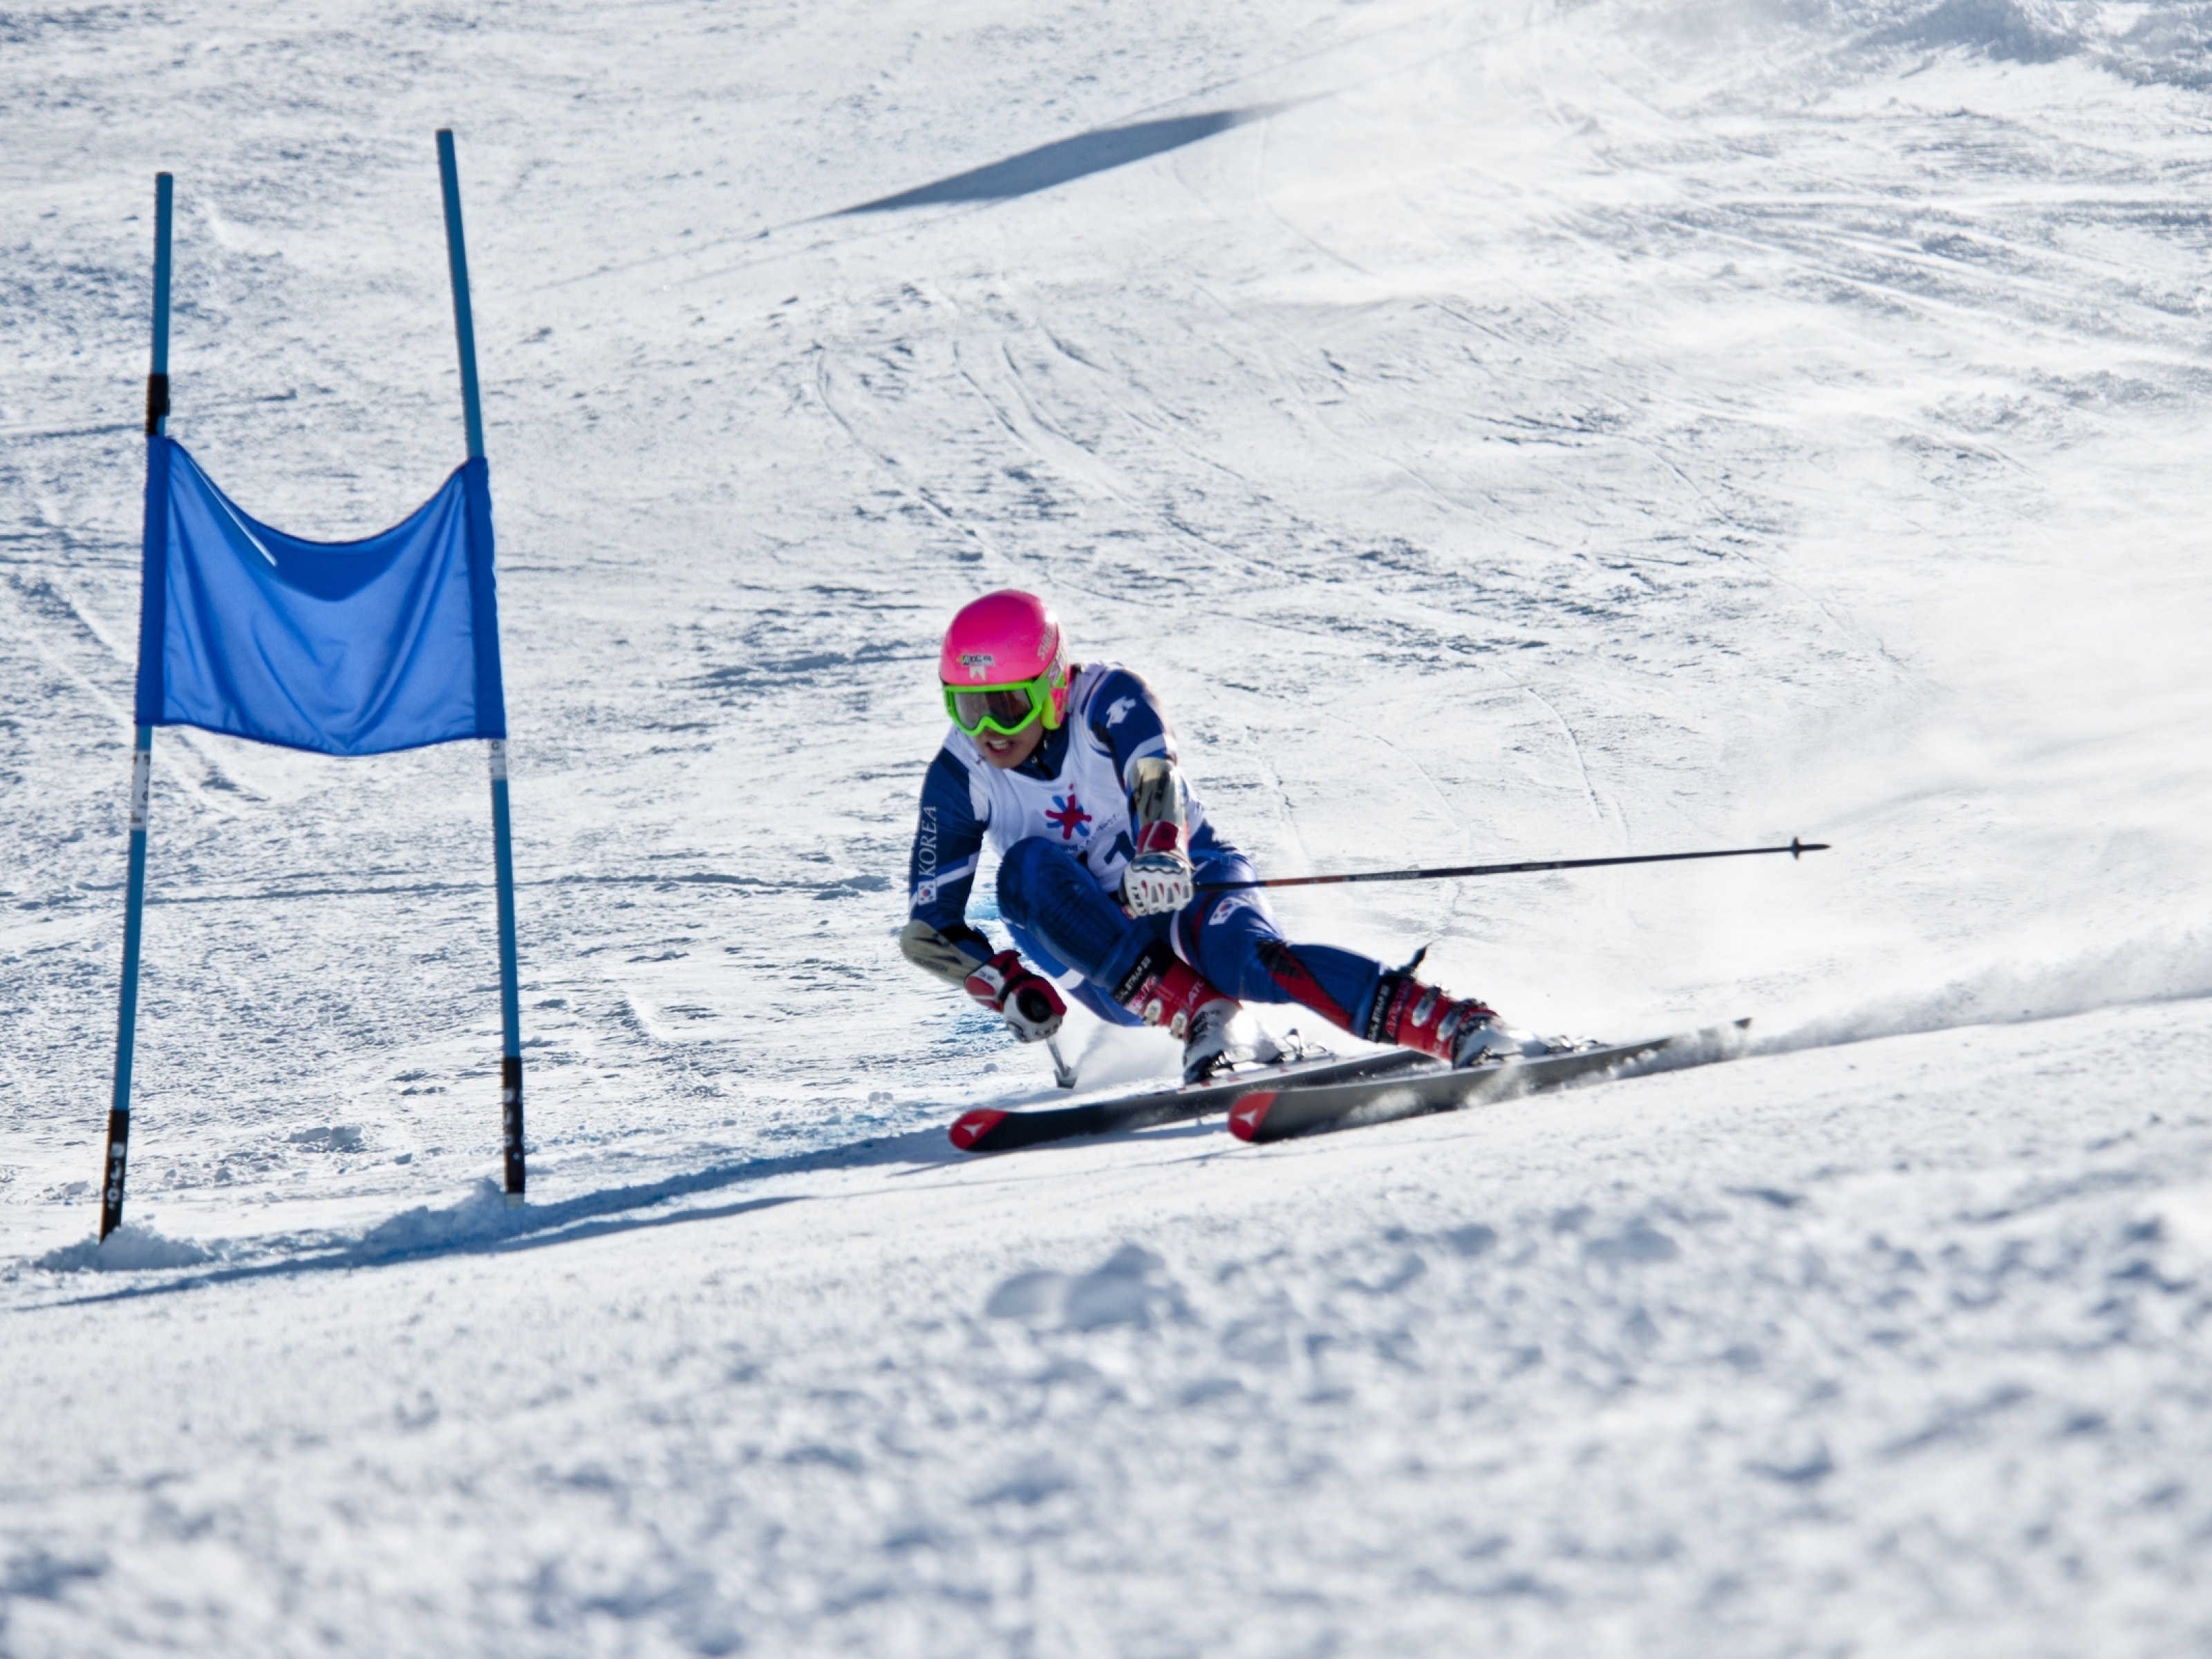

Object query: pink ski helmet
[939,590,1071,733]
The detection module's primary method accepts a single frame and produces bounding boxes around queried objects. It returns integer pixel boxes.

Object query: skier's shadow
[838,106,1282,213]
[39,1124,966,1309]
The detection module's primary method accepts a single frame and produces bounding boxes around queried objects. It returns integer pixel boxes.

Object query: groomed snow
[4,1,2211,1653]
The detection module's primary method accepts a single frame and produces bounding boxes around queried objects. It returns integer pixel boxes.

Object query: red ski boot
[1115,942,1266,1083]
[1368,968,1535,1067]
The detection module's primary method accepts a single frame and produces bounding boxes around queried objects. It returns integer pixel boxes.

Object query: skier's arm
[898,747,1067,1041]
[900,747,993,987]
[897,917,994,985]
[1087,667,1179,786]
[1088,670,1195,915]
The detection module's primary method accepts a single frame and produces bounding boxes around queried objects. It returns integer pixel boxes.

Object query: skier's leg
[1174,878,1382,1032]
[1178,859,1524,1065]
[995,835,1155,989]
[998,836,1243,1076]
[1002,920,1140,1027]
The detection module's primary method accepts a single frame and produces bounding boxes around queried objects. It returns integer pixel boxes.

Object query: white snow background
[5,0,2212,1651]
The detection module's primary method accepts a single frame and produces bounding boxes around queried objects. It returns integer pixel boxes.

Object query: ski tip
[948,1109,1008,1153]
[1228,1090,1278,1142]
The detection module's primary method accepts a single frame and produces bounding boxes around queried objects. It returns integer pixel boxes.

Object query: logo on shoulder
[1104,696,1135,727]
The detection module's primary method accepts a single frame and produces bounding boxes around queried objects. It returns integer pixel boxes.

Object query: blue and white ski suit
[905,663,1391,1035]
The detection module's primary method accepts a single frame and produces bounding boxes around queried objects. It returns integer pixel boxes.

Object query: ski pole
[1045,1033,1079,1089]
[1196,836,1829,892]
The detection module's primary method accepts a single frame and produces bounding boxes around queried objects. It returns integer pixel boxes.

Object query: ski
[1226,1020,1752,1143]
[949,1047,1442,1153]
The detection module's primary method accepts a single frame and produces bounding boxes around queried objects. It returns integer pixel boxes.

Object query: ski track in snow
[5,0,2212,1652]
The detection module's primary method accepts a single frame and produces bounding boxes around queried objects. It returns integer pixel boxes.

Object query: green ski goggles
[944,675,1058,738]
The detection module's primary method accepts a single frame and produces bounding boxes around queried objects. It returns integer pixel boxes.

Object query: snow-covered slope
[4,1,2210,1652]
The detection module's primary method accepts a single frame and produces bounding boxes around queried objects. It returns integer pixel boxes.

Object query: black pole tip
[1790,838,1832,859]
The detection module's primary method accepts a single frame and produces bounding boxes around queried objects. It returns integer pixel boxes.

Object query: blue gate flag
[134,435,507,756]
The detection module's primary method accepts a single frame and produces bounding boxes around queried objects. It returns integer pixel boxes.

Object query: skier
[900,589,1541,1083]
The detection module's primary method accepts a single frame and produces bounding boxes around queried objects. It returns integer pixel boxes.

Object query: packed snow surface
[5,0,2212,1653]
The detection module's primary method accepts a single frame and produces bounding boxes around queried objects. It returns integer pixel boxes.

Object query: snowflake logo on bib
[1045,791,1093,842]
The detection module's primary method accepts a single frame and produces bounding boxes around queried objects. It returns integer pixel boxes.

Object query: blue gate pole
[438,130,525,1205]
[101,171,174,1241]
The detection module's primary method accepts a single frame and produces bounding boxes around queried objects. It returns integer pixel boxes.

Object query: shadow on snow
[34,1122,967,1306]
[841,107,1277,212]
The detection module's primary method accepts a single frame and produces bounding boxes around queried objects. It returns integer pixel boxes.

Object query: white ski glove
[964,950,1066,1042]
[1121,821,1195,916]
